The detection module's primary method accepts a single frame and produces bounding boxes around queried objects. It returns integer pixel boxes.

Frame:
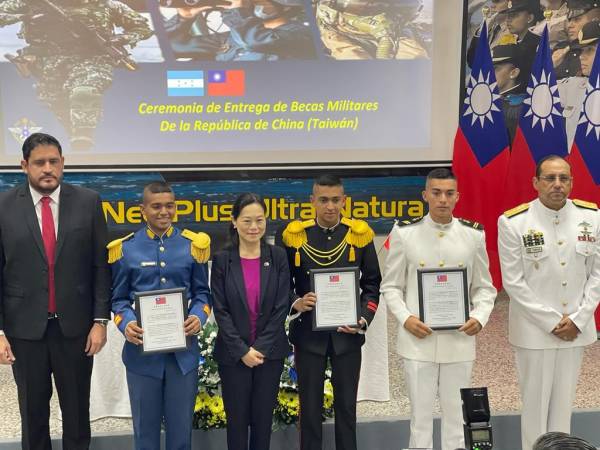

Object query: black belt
[48,312,58,320]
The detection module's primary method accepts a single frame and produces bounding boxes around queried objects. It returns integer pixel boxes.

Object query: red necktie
[41,197,56,313]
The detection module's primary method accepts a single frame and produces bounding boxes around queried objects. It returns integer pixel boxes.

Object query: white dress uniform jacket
[498,199,600,349]
[381,214,496,363]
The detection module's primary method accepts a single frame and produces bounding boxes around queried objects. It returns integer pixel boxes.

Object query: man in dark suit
[0,133,110,450]
[276,175,381,450]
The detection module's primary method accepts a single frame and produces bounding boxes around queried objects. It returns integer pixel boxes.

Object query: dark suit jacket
[211,243,291,366]
[0,182,110,339]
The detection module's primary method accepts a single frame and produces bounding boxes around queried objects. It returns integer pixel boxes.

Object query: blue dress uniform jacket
[110,226,212,378]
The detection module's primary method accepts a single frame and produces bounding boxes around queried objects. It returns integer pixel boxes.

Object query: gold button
[562,281,567,286]
[160,261,166,268]
[160,277,167,283]
[558,241,564,245]
[439,260,445,267]
[561,261,566,266]
[438,231,445,237]
[562,301,568,307]
[159,246,165,252]
[419,261,425,267]
[554,219,560,225]
[327,236,332,240]
[458,262,464,268]
[534,262,539,269]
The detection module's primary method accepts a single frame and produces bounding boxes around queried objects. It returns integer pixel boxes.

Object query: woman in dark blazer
[211,192,291,450]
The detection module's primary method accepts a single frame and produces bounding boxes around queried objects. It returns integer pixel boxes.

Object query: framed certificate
[310,267,360,331]
[417,267,469,330]
[134,287,189,355]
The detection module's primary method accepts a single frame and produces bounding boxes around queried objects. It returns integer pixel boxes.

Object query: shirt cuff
[289,300,302,321]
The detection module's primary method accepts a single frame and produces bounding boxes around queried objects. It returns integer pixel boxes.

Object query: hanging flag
[452,21,510,289]
[568,22,600,204]
[503,26,568,210]
[564,21,600,330]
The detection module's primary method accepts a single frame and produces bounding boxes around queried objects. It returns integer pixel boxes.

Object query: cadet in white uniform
[498,155,600,450]
[381,168,496,450]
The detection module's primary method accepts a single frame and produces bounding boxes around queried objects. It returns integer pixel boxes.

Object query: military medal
[577,221,596,242]
[522,229,544,254]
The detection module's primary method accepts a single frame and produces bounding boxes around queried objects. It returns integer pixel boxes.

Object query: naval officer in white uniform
[381,168,496,450]
[498,155,600,450]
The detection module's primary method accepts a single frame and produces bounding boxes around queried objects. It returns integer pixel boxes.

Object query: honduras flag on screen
[167,71,204,97]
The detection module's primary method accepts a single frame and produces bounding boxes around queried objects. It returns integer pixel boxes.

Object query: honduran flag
[452,22,510,289]
[565,39,600,329]
[503,26,568,210]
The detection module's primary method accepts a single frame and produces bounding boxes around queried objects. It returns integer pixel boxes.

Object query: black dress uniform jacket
[275,220,381,355]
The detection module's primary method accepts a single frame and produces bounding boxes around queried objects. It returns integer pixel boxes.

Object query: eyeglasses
[538,175,572,183]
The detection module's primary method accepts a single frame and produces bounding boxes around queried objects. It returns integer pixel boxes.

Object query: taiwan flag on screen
[329,275,340,282]
[155,296,166,305]
[207,70,245,96]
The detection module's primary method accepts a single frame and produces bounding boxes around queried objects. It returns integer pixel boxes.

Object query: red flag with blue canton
[566,39,600,329]
[568,43,600,204]
[504,26,568,210]
[452,21,510,289]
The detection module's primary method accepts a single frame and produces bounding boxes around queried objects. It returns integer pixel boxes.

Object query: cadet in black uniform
[275,174,381,450]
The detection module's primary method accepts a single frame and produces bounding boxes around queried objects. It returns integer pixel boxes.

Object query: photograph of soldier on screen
[0,0,155,151]
[313,0,432,60]
[159,0,317,61]
[466,0,600,147]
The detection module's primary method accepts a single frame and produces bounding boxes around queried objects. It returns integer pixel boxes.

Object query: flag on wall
[452,22,510,289]
[503,26,568,210]
[565,33,600,330]
[567,45,600,203]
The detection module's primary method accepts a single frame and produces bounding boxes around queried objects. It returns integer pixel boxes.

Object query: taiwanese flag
[566,43,600,329]
[452,22,510,289]
[207,70,245,96]
[503,26,568,210]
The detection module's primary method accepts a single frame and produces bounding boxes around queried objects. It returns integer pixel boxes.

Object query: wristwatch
[94,319,109,327]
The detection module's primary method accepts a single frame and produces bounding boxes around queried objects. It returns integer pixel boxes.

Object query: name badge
[140,261,157,267]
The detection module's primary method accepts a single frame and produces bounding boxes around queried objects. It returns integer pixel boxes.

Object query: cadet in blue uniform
[109,181,212,450]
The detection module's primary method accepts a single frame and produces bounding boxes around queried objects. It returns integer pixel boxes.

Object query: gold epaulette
[282,220,315,266]
[106,233,134,264]
[504,203,529,218]
[458,218,484,230]
[341,217,374,262]
[181,229,211,263]
[497,34,518,45]
[397,217,424,227]
[573,199,598,210]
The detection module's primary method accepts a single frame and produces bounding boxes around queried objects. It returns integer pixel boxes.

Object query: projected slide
[0,0,461,167]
